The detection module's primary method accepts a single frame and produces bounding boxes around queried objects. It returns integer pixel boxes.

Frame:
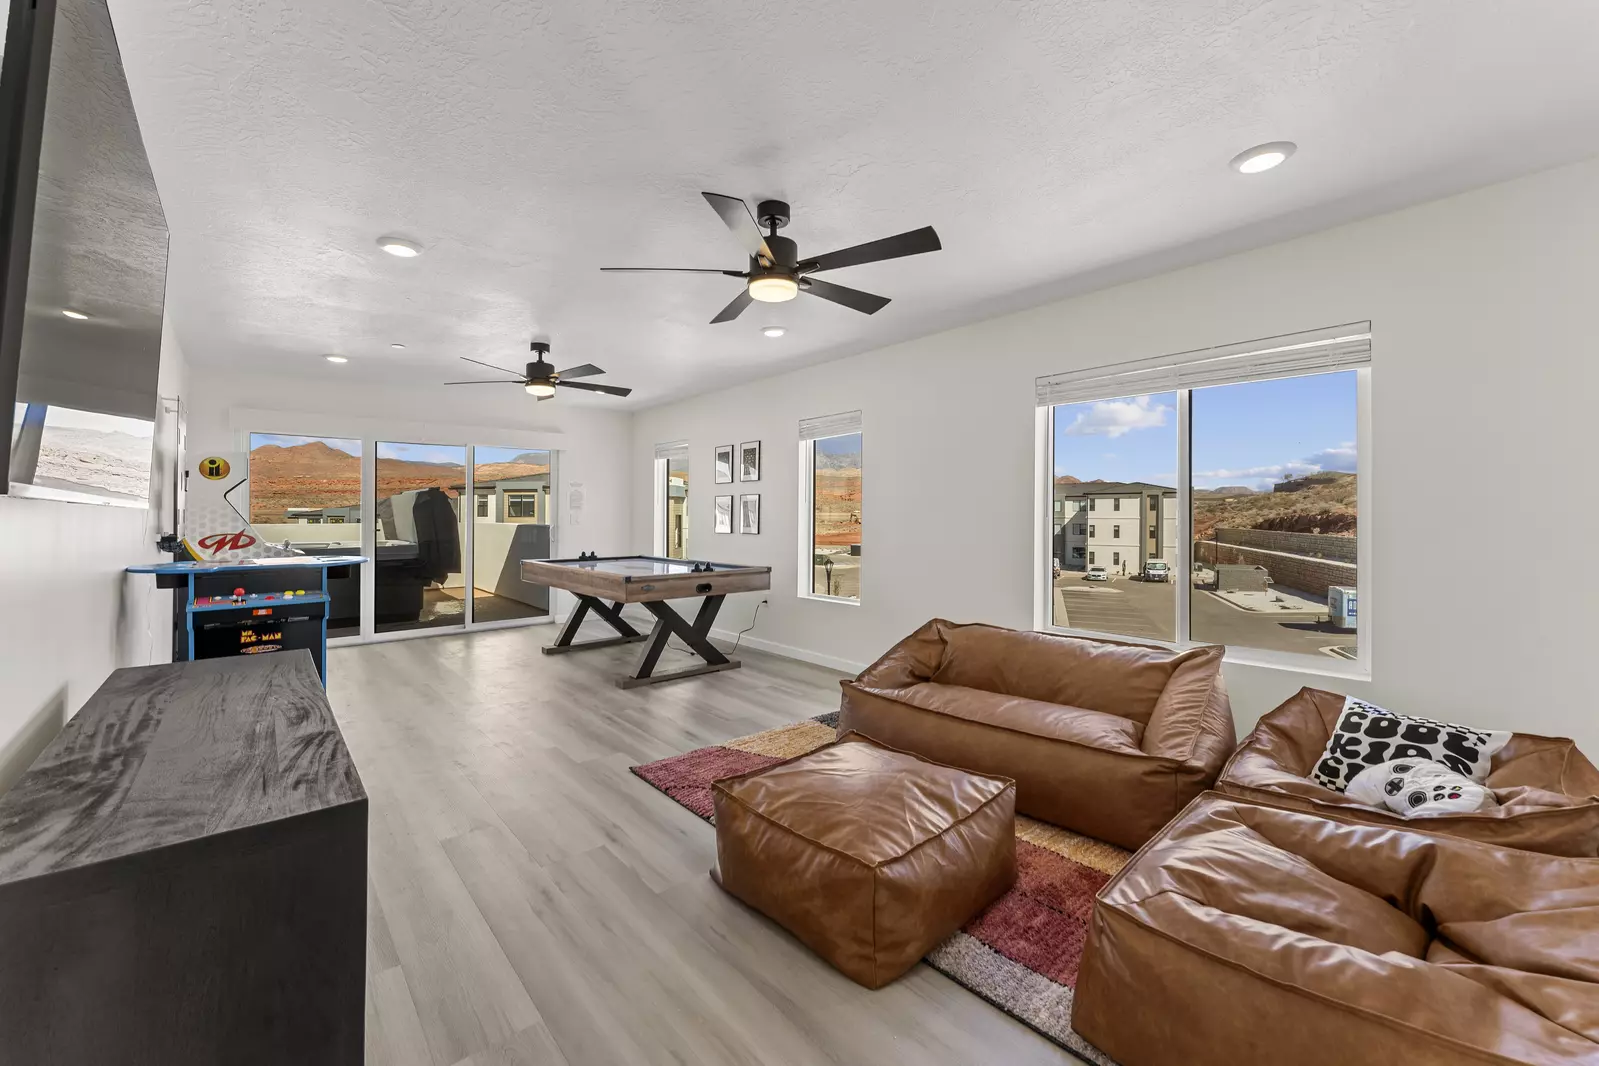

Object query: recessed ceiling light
[324,355,348,364]
[390,342,406,349]
[377,236,422,258]
[1230,141,1296,174]
[762,326,786,338]
[62,308,90,320]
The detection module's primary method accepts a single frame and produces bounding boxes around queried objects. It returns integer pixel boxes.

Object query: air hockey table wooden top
[520,555,771,604]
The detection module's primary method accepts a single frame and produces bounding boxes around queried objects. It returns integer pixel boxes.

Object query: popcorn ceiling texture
[105,0,1599,406]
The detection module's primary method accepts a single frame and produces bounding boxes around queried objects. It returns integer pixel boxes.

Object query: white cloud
[1192,441,1357,490]
[1304,443,1357,473]
[1061,396,1171,438]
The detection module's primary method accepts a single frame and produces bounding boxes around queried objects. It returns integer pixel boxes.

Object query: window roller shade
[654,440,689,460]
[799,410,862,441]
[1035,322,1371,407]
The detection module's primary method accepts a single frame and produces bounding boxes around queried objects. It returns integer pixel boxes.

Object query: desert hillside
[1193,472,1356,539]
[247,441,548,522]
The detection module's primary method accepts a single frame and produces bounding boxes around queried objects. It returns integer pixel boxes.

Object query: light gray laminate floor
[331,623,1084,1066]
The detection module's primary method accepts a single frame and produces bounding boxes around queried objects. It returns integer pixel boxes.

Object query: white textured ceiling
[107,0,1599,408]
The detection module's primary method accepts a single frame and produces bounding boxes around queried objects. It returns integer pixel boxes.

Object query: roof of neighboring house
[1056,481,1176,496]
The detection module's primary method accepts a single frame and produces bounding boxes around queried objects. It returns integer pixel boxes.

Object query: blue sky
[1053,371,1357,491]
[816,432,863,456]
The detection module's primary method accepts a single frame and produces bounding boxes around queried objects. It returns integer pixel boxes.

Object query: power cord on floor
[732,599,767,653]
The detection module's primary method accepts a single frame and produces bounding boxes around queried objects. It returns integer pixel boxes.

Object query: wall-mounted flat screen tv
[0,0,168,504]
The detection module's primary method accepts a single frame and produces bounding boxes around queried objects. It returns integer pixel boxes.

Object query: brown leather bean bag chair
[1218,686,1599,856]
[1073,793,1599,1066]
[838,619,1235,850]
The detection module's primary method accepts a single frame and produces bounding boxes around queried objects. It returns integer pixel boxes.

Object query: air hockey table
[522,555,771,688]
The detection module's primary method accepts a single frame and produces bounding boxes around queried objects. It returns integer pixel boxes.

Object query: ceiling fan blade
[801,226,941,274]
[459,356,525,378]
[801,277,891,314]
[703,192,775,264]
[556,363,604,379]
[444,379,527,385]
[710,288,753,324]
[557,379,633,397]
[600,267,746,275]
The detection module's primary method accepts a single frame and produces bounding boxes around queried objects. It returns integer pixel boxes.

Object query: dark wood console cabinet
[0,651,367,1065]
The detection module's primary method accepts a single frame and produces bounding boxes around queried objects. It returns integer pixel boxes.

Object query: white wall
[631,155,1599,749]
[0,317,188,791]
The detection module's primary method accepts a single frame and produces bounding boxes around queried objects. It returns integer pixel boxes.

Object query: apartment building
[1053,481,1178,574]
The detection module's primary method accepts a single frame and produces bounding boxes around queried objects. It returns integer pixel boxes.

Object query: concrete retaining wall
[1213,527,1357,563]
[1195,539,1356,600]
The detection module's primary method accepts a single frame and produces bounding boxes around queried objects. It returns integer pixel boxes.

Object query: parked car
[1142,560,1171,582]
[1084,565,1109,582]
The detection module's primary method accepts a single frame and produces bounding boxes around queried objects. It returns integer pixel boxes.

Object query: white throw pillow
[1312,697,1511,793]
[1345,757,1500,817]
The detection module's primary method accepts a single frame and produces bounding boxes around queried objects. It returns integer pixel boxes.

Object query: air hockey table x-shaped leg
[541,593,738,688]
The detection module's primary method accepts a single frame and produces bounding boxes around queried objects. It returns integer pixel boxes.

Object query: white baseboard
[709,628,867,677]
[582,607,867,677]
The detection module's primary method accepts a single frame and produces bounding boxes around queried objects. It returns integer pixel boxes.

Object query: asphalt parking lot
[1053,573,1355,658]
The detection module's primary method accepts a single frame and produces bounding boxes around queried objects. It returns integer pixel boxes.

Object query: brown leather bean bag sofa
[1073,793,1599,1066]
[1218,686,1599,856]
[838,620,1235,851]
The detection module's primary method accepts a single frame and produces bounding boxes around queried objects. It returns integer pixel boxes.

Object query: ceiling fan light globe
[747,275,799,303]
[525,382,557,398]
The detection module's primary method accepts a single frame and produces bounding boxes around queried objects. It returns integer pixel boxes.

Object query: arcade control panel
[190,583,329,675]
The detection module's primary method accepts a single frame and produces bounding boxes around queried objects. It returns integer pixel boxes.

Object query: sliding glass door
[470,447,553,624]
[374,442,468,634]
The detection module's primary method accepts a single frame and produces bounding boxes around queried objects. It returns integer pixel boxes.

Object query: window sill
[1038,624,1369,682]
[798,592,860,607]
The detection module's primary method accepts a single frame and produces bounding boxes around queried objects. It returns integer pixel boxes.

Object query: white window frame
[1034,324,1373,681]
[797,411,863,605]
[652,440,688,558]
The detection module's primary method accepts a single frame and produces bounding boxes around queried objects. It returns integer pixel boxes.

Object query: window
[1037,322,1369,669]
[654,442,689,559]
[374,441,467,635]
[474,446,553,624]
[1113,498,1122,511]
[248,433,362,547]
[1088,524,1096,537]
[1072,547,1085,559]
[1191,370,1359,660]
[1074,524,1086,536]
[800,411,862,601]
[1089,498,1097,511]
[1113,525,1120,539]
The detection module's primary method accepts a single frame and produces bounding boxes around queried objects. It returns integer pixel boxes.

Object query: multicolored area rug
[631,712,1128,1065]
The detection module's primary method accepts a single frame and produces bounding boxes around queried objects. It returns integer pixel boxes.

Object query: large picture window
[1038,324,1369,671]
[799,411,862,602]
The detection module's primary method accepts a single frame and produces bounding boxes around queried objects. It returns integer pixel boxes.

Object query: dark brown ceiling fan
[443,342,632,400]
[601,192,941,323]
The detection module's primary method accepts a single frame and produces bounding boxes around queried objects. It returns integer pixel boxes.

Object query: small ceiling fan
[601,192,941,323]
[444,342,632,400]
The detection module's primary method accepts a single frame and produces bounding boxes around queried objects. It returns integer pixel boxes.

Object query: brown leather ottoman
[712,731,1016,989]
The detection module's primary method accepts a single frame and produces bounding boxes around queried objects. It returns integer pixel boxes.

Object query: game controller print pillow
[1312,696,1511,793]
[1345,757,1500,817]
